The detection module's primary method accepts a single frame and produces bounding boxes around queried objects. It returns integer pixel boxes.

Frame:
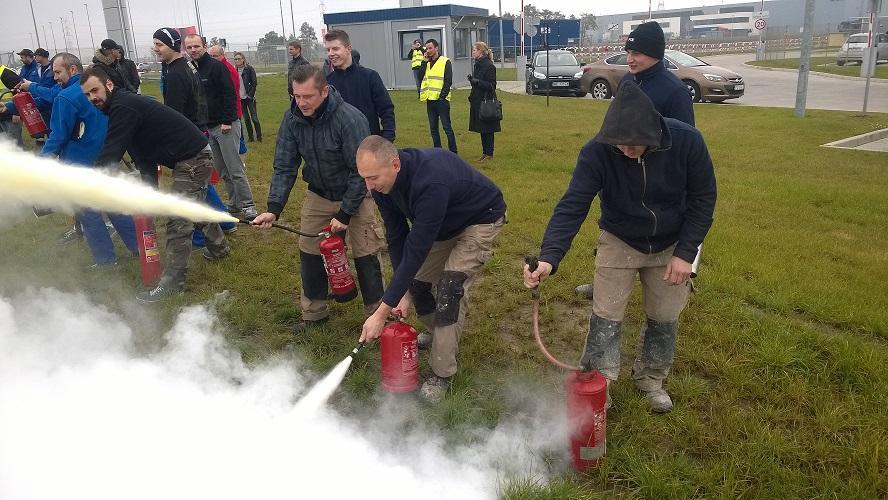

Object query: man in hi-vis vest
[417,39,457,154]
[409,39,425,96]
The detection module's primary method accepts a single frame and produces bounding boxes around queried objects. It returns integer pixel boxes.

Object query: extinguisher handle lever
[524,256,540,299]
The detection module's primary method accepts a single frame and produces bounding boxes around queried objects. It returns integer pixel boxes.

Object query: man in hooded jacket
[523,81,716,413]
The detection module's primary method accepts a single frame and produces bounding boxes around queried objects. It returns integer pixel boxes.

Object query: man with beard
[81,67,230,302]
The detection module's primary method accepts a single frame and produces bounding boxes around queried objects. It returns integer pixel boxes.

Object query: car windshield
[666,51,708,67]
[535,53,579,67]
[847,35,868,44]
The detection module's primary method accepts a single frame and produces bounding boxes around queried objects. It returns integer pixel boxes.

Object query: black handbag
[479,96,502,121]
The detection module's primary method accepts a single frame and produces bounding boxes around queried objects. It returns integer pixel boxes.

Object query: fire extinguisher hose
[525,256,581,371]
[238,219,322,238]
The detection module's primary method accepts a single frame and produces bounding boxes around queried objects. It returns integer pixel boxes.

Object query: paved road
[499,53,888,113]
[702,53,888,113]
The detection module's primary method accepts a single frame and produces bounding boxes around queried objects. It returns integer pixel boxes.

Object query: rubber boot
[579,314,622,381]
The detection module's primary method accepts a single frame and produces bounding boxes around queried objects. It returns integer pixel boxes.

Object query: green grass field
[748,56,888,79]
[1,75,886,498]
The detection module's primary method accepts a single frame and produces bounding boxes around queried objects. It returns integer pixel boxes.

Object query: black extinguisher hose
[238,218,322,238]
[525,256,581,371]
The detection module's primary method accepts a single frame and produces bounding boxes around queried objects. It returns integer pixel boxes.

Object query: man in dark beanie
[524,81,716,413]
[153,27,206,129]
[575,20,697,300]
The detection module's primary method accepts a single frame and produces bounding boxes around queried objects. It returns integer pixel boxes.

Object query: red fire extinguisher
[11,91,48,137]
[380,312,419,393]
[134,215,162,288]
[318,225,358,303]
[565,370,608,471]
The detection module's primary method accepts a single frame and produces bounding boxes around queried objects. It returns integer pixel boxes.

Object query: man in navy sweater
[324,29,396,142]
[523,82,716,413]
[357,136,506,404]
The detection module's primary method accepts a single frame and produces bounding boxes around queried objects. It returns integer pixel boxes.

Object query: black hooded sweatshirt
[539,82,716,271]
[192,52,237,128]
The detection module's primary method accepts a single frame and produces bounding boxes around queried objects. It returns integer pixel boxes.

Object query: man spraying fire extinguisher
[356,136,507,405]
[252,64,385,334]
[523,82,716,413]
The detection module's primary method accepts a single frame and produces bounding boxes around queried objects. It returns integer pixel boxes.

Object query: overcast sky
[2,0,731,58]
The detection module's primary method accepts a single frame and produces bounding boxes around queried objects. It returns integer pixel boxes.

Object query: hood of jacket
[594,81,663,148]
[93,49,116,66]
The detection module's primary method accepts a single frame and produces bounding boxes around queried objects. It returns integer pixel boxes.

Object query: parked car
[580,49,744,103]
[525,49,586,97]
[836,32,888,66]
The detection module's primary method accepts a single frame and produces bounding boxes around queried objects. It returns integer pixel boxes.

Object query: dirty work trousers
[411,217,505,378]
[589,231,691,390]
[298,191,385,321]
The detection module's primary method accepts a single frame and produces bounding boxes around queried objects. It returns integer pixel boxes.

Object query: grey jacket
[267,87,371,224]
[287,55,310,95]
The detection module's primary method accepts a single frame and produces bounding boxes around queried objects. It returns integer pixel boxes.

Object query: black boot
[579,314,622,377]
[354,254,384,307]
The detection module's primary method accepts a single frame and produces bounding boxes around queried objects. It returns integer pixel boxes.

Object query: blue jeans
[80,209,138,264]
[193,184,236,247]
[426,100,457,154]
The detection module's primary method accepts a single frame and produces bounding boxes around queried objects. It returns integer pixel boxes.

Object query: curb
[741,61,887,82]
[822,128,888,150]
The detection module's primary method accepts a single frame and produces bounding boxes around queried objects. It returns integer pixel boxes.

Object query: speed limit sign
[754,18,767,30]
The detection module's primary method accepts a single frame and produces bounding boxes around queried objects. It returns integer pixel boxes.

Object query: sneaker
[57,227,83,245]
[202,247,231,261]
[240,206,258,220]
[644,388,673,413]
[293,317,329,335]
[419,375,451,404]
[417,330,433,351]
[105,221,117,239]
[136,280,183,304]
[86,261,118,271]
[227,206,241,215]
[575,283,594,300]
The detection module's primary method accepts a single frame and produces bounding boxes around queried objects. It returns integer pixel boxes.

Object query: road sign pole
[794,0,816,118]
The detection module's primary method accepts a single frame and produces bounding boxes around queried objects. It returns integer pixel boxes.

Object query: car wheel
[526,79,533,95]
[837,59,845,66]
[684,80,701,103]
[591,79,612,99]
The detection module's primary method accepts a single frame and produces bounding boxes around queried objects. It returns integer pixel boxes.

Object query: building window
[454,28,470,58]
[400,29,442,60]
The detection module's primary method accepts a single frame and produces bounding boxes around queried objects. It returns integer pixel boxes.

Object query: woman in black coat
[234,52,261,142]
[468,42,501,161]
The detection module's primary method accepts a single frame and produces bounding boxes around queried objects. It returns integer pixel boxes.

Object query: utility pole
[29,0,42,47]
[290,0,296,42]
[862,0,882,113]
[70,11,82,60]
[279,0,287,38]
[59,17,70,52]
[193,0,204,34]
[498,0,504,68]
[794,0,815,118]
[84,3,96,53]
[48,21,58,54]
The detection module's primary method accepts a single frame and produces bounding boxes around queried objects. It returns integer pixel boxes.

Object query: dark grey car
[525,50,587,97]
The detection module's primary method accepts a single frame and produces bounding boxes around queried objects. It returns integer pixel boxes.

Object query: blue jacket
[40,74,108,165]
[621,61,695,126]
[36,62,55,88]
[18,60,39,82]
[326,63,396,141]
[373,148,506,307]
[540,117,716,272]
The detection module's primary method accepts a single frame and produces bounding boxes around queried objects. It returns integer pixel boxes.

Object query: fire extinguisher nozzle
[350,341,366,357]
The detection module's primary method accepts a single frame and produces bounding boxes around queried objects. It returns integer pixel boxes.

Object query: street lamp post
[59,17,70,52]
[290,0,296,41]
[194,0,204,34]
[84,3,96,52]
[42,25,50,52]
[29,0,42,47]
[70,11,82,60]
[279,0,287,39]
[48,21,59,54]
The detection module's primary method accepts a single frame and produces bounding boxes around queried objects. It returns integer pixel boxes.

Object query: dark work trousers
[240,98,261,141]
[412,68,423,96]
[480,132,495,156]
[426,99,458,154]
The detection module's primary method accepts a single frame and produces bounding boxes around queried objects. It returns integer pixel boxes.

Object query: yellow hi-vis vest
[410,49,424,68]
[0,65,11,90]
[420,56,450,102]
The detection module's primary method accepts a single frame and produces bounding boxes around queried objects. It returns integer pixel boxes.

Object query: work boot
[416,330,433,350]
[293,317,329,335]
[57,227,83,245]
[136,278,183,304]
[575,283,594,299]
[643,388,673,413]
[202,247,231,261]
[419,375,451,404]
[241,206,258,220]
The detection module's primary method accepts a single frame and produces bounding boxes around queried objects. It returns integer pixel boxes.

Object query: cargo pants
[412,216,505,378]
[164,147,229,287]
[588,231,691,390]
[298,191,385,320]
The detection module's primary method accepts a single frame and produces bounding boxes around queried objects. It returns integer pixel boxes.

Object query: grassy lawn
[748,56,888,79]
[2,75,887,498]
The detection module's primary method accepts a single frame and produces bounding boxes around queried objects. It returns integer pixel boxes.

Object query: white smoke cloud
[0,289,568,500]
